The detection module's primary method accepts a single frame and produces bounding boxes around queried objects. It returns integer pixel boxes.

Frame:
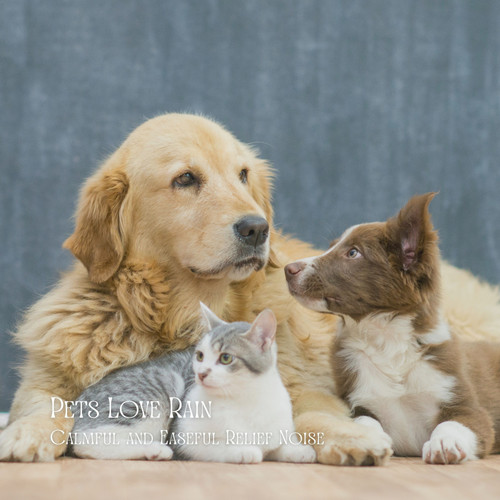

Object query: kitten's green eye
[219,353,233,365]
[196,351,204,362]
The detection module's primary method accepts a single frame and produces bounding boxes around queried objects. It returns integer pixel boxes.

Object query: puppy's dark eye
[347,248,361,259]
[195,351,204,362]
[174,172,197,188]
[239,168,248,184]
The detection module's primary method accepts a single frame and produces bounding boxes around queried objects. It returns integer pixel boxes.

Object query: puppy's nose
[234,216,269,247]
[285,261,306,279]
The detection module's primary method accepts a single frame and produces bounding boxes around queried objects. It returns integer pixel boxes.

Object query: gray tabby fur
[207,321,273,374]
[71,348,194,432]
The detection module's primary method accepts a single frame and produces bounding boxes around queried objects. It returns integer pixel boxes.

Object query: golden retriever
[1,114,500,464]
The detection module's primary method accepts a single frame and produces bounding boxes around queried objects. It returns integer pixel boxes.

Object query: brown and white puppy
[285,193,500,464]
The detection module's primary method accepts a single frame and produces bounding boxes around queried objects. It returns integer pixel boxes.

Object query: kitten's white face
[194,304,278,396]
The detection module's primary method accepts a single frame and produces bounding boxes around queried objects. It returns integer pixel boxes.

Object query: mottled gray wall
[1,0,499,410]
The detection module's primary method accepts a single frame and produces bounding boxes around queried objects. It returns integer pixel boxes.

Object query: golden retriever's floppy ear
[63,151,129,284]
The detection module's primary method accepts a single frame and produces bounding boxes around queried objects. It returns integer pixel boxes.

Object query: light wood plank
[2,456,500,500]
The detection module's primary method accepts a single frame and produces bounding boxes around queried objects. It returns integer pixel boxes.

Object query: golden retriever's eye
[239,168,248,184]
[173,172,198,188]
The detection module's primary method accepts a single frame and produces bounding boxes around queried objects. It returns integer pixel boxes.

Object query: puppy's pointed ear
[63,149,129,284]
[199,302,227,332]
[389,192,437,272]
[245,309,277,352]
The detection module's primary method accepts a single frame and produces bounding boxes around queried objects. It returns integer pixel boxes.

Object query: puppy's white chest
[337,315,455,456]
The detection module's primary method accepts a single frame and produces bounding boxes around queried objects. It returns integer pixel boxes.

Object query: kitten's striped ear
[246,309,277,352]
[199,302,226,332]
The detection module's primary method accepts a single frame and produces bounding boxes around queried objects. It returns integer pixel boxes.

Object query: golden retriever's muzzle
[189,215,269,278]
[233,215,269,269]
[234,215,269,248]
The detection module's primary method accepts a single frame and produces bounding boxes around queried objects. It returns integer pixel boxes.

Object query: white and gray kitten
[70,304,316,464]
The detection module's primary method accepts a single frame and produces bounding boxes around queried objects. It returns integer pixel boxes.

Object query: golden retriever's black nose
[285,261,306,279]
[234,216,269,247]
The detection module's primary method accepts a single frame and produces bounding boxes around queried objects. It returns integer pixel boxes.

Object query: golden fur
[1,114,500,464]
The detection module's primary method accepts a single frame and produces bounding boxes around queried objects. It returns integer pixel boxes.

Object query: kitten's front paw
[238,446,263,464]
[423,421,477,464]
[145,443,173,461]
[316,420,393,466]
[272,444,316,463]
[290,444,317,463]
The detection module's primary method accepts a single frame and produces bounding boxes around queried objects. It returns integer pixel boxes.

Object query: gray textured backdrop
[1,0,500,411]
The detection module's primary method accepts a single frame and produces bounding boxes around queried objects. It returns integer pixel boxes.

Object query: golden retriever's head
[64,114,275,284]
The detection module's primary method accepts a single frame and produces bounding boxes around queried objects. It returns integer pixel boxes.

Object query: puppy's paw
[316,420,393,466]
[423,421,477,464]
[0,417,67,462]
[145,443,173,461]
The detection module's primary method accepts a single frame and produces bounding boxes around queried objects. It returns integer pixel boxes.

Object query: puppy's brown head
[285,193,440,329]
[64,114,275,284]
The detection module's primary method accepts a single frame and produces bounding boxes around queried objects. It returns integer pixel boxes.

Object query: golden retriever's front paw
[315,420,393,466]
[0,417,67,462]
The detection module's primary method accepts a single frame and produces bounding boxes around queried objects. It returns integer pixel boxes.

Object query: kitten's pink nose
[285,261,306,279]
[198,370,209,382]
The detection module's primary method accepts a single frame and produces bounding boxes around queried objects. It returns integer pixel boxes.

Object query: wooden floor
[2,456,500,500]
